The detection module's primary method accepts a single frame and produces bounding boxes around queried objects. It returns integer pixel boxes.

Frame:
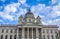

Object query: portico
[17,27,42,39]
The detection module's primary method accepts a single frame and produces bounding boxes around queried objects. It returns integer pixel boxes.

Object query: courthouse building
[0,10,59,39]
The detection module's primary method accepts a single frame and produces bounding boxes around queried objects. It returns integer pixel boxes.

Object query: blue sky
[0,0,60,29]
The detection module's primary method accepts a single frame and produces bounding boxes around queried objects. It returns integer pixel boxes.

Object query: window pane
[5,35,8,39]
[56,33,58,39]
[6,29,8,33]
[43,29,45,33]
[2,29,4,33]
[15,29,17,33]
[43,35,45,39]
[51,30,53,33]
[47,35,49,39]
[14,35,16,39]
[51,35,53,39]
[47,30,49,33]
[10,35,12,39]
[10,29,13,33]
[1,35,3,39]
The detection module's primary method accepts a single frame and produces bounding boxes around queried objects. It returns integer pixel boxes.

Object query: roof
[25,10,34,18]
[0,24,58,28]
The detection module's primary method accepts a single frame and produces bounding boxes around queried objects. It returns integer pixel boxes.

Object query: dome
[25,10,34,18]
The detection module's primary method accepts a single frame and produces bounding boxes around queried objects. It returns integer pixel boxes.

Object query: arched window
[14,35,16,39]
[5,35,8,39]
[10,35,12,39]
[1,35,3,39]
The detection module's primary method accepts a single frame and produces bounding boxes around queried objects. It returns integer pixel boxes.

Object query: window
[43,29,45,33]
[47,30,49,33]
[5,35,8,39]
[1,35,3,39]
[51,30,53,33]
[14,35,16,39]
[43,35,45,39]
[15,29,17,33]
[6,29,8,33]
[27,19,29,22]
[10,35,12,39]
[56,33,58,39]
[47,35,49,39]
[55,30,57,33]
[10,29,13,33]
[51,35,53,39]
[2,29,4,33]
[29,19,31,22]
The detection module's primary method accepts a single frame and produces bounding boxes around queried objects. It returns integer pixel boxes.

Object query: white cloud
[4,3,20,13]
[31,4,46,17]
[17,8,27,17]
[0,12,14,21]
[0,1,28,21]
[18,0,26,4]
[51,0,60,5]
[30,2,60,30]
[0,0,60,29]
[49,3,60,18]
[0,0,6,2]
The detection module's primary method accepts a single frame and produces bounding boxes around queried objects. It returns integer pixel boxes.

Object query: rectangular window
[1,35,3,39]
[2,29,4,33]
[6,29,8,33]
[14,35,16,39]
[51,30,53,33]
[10,35,12,39]
[10,29,13,33]
[47,30,49,33]
[55,30,57,33]
[15,29,17,33]
[5,35,8,39]
[51,35,53,39]
[43,29,45,33]
[47,35,49,39]
[56,33,58,39]
[43,35,45,39]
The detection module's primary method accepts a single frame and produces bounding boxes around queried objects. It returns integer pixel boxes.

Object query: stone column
[27,28,29,39]
[41,29,42,39]
[22,28,24,39]
[32,28,33,39]
[36,28,39,39]
[17,28,19,39]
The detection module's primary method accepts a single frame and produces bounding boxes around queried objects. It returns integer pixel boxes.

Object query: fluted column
[32,28,33,39]
[27,28,29,39]
[36,28,39,39]
[17,28,19,39]
[22,28,24,39]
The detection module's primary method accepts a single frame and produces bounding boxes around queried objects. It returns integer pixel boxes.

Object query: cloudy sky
[0,0,60,29]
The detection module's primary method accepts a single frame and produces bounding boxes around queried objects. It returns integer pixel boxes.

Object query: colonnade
[17,27,41,39]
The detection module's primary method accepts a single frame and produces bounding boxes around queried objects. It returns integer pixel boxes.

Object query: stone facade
[0,10,58,39]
